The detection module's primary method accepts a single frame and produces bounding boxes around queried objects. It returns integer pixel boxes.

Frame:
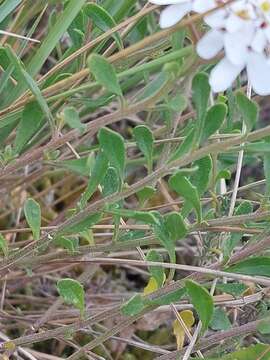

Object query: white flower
[197,0,270,95]
[149,0,216,28]
[150,0,270,95]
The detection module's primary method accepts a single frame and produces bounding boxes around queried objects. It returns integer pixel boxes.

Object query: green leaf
[226,257,270,277]
[182,156,212,218]
[88,54,122,96]
[15,101,43,153]
[258,319,270,335]
[144,288,186,307]
[167,93,187,113]
[186,280,214,334]
[98,127,125,180]
[169,127,195,162]
[241,141,270,153]
[210,307,231,331]
[164,212,187,241]
[136,72,169,102]
[146,250,165,288]
[192,155,213,195]
[216,283,248,297]
[201,103,227,143]
[24,198,41,241]
[204,344,270,360]
[62,107,85,132]
[6,46,55,131]
[63,212,102,235]
[58,156,93,177]
[192,72,210,143]
[133,125,154,172]
[236,91,258,132]
[101,166,120,197]
[136,186,156,205]
[84,3,123,50]
[223,201,253,259]
[264,138,270,197]
[0,234,8,257]
[169,172,202,223]
[6,0,87,103]
[152,213,176,265]
[0,0,22,24]
[121,294,145,316]
[54,236,79,253]
[107,208,158,225]
[79,152,108,207]
[57,279,85,316]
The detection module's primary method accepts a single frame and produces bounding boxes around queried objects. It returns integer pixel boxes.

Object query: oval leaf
[57,278,85,316]
[169,172,202,223]
[133,125,154,172]
[88,54,122,96]
[84,3,123,50]
[121,294,145,316]
[98,127,125,180]
[226,257,270,277]
[24,198,41,241]
[186,280,214,334]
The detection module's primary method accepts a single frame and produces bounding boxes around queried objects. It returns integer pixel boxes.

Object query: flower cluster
[149,0,270,95]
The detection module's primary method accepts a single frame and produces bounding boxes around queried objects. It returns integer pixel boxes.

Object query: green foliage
[24,198,41,241]
[146,250,165,288]
[201,103,227,143]
[57,279,85,316]
[258,320,270,335]
[121,294,145,316]
[236,91,258,132]
[169,172,202,223]
[88,54,122,96]
[62,212,102,235]
[226,257,270,277]
[2,2,270,358]
[186,280,214,334]
[215,283,248,297]
[0,234,8,257]
[133,125,154,172]
[79,152,108,207]
[54,236,79,253]
[107,208,157,225]
[136,186,156,205]
[15,101,43,153]
[144,288,186,307]
[62,107,85,132]
[98,127,125,181]
[210,308,231,331]
[164,212,187,241]
[101,166,120,196]
[152,212,176,266]
[223,200,253,259]
[205,344,270,360]
[84,3,123,50]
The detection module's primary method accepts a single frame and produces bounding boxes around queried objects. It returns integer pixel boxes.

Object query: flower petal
[149,0,188,4]
[224,31,250,66]
[192,0,216,13]
[251,29,267,53]
[204,9,226,28]
[196,29,224,59]
[247,52,270,95]
[159,3,192,28]
[209,58,244,93]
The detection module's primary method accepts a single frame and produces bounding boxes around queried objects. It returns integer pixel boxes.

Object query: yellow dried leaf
[173,310,195,350]
[143,277,158,295]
